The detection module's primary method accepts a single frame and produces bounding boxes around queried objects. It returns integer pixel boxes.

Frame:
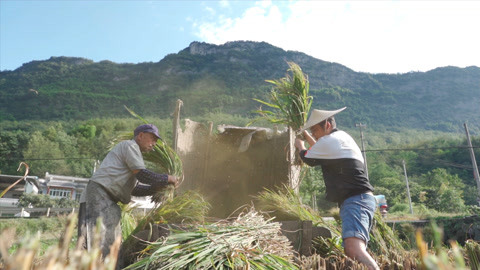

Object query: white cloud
[219,0,230,8]
[193,1,480,73]
[204,6,216,16]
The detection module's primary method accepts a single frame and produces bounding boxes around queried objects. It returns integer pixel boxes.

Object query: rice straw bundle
[122,191,209,245]
[465,239,480,269]
[149,190,210,224]
[251,62,312,131]
[119,191,210,268]
[311,235,344,258]
[120,203,138,241]
[126,209,299,270]
[299,254,366,270]
[368,212,406,258]
[255,186,340,237]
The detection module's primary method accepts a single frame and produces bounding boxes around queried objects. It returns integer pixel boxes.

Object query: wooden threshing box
[174,116,301,218]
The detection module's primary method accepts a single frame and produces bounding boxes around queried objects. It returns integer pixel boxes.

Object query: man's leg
[344,237,379,270]
[340,193,379,270]
[85,182,122,258]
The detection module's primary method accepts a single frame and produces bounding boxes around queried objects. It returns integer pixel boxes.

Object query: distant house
[0,172,154,209]
[39,173,154,208]
[39,172,89,202]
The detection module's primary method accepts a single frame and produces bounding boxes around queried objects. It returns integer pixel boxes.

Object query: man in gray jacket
[79,124,177,259]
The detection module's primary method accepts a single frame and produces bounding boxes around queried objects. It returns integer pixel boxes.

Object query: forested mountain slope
[1,41,479,133]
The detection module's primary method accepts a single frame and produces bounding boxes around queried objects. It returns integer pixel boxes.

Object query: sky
[1,0,480,74]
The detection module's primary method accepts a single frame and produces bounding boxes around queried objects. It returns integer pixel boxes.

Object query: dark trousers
[83,181,122,259]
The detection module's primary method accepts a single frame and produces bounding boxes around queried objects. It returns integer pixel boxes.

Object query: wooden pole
[355,123,369,178]
[464,123,480,205]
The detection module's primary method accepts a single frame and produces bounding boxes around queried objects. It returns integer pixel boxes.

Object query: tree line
[1,115,479,214]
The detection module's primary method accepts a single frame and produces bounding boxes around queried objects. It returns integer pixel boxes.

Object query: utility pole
[464,123,480,205]
[402,160,414,214]
[355,123,369,178]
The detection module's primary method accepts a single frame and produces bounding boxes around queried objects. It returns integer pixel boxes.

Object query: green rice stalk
[369,212,406,258]
[121,191,210,266]
[250,62,312,131]
[311,235,344,258]
[255,185,340,237]
[465,239,480,270]
[125,209,298,270]
[129,190,210,235]
[120,203,139,241]
[149,190,210,224]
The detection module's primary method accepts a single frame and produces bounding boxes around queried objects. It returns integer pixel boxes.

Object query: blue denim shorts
[340,193,377,244]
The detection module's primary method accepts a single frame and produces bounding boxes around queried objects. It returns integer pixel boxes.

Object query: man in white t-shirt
[295,107,379,270]
[79,124,178,259]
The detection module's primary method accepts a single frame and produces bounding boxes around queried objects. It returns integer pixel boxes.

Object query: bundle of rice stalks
[148,190,210,225]
[299,254,366,270]
[251,61,312,131]
[126,209,298,270]
[120,203,139,241]
[465,239,480,270]
[311,235,344,258]
[126,190,210,238]
[0,213,119,270]
[254,186,340,236]
[369,212,407,259]
[120,191,210,267]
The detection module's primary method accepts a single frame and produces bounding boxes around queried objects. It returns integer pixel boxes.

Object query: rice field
[2,188,480,270]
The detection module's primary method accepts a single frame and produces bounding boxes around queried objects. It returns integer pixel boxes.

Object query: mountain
[1,41,479,133]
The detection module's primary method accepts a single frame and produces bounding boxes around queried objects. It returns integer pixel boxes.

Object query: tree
[23,131,69,176]
[415,168,465,213]
[299,167,337,212]
[0,130,29,174]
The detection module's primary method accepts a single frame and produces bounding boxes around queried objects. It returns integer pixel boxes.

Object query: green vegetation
[1,111,479,216]
[2,41,480,269]
[1,42,479,133]
[251,61,312,130]
[18,193,78,208]
[0,216,70,255]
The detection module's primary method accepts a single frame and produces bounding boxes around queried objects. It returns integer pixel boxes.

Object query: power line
[2,146,479,160]
[3,157,95,161]
[364,145,480,152]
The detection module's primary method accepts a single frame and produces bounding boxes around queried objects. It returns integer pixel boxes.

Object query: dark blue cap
[134,124,161,139]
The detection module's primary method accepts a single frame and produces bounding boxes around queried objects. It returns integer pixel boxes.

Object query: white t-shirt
[305,130,364,163]
[90,140,146,204]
